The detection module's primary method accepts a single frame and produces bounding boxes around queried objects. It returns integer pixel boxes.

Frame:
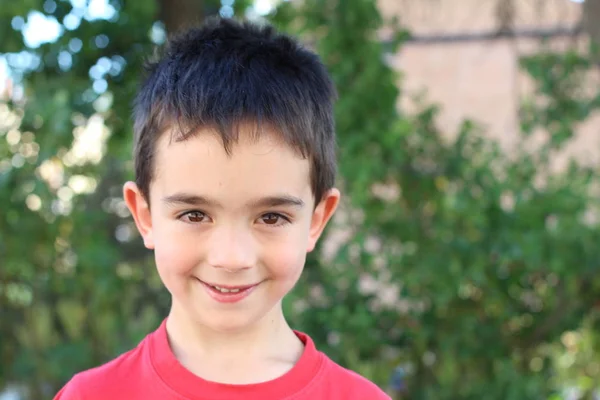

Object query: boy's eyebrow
[162,193,305,209]
[247,195,305,209]
[162,193,220,208]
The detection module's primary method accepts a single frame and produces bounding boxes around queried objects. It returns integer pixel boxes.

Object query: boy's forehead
[152,125,312,200]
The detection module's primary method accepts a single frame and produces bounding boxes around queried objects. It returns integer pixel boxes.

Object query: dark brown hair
[132,17,337,205]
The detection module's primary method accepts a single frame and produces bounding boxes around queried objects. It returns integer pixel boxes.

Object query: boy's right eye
[180,211,208,223]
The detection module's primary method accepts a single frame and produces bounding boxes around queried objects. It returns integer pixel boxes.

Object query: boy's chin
[170,291,286,334]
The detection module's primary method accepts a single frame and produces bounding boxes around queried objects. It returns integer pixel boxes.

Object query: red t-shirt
[54,320,390,400]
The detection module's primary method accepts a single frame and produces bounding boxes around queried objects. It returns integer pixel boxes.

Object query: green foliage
[0,0,228,397]
[1,0,599,399]
[272,1,600,398]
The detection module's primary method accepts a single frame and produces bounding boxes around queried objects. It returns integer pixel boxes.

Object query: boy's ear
[123,181,155,249]
[307,188,341,252]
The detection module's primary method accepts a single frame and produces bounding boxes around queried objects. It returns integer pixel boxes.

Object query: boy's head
[132,17,337,206]
[123,18,340,333]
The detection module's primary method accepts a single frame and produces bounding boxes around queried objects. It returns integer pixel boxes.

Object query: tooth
[210,285,243,294]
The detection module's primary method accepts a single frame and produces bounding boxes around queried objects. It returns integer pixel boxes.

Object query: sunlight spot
[253,0,276,15]
[38,158,65,190]
[63,114,110,166]
[6,129,21,146]
[85,0,117,21]
[22,11,62,48]
[68,175,97,194]
[26,194,42,211]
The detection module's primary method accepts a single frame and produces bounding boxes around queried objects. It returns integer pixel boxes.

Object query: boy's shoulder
[53,332,156,400]
[316,351,391,400]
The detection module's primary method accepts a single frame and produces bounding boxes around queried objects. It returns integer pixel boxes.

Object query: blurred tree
[0,0,599,399]
[273,1,600,398]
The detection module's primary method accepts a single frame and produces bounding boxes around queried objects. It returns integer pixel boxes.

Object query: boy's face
[124,125,339,333]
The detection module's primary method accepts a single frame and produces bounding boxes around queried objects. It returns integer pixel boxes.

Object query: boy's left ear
[307,188,341,252]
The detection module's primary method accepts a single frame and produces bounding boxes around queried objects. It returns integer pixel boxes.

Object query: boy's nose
[206,226,256,272]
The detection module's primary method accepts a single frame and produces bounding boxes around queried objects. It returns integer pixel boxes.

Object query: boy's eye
[259,213,289,226]
[181,211,208,223]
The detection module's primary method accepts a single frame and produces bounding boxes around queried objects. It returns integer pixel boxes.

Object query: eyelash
[178,211,291,227]
[179,211,209,224]
[260,212,291,227]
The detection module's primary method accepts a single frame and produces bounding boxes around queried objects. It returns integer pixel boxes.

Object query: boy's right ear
[123,181,155,249]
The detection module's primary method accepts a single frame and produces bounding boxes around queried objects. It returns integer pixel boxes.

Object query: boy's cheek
[266,246,307,282]
[153,235,198,277]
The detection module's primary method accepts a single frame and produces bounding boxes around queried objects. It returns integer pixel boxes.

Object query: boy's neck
[165,302,305,384]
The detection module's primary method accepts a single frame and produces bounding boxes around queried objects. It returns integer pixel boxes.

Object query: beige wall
[379,0,582,34]
[378,0,600,168]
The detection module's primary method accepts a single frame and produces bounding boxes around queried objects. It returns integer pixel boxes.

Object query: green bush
[273,1,600,398]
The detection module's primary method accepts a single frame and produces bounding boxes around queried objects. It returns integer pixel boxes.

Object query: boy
[55,17,390,399]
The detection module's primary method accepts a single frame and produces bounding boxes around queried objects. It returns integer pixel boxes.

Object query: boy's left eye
[259,213,289,226]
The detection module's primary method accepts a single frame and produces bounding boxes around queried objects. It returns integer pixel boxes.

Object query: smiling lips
[197,279,261,303]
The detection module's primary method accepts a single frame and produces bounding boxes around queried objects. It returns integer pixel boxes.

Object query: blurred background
[1,0,599,399]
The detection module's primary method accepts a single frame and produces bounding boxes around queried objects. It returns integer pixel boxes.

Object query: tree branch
[583,0,600,45]
[157,0,205,36]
